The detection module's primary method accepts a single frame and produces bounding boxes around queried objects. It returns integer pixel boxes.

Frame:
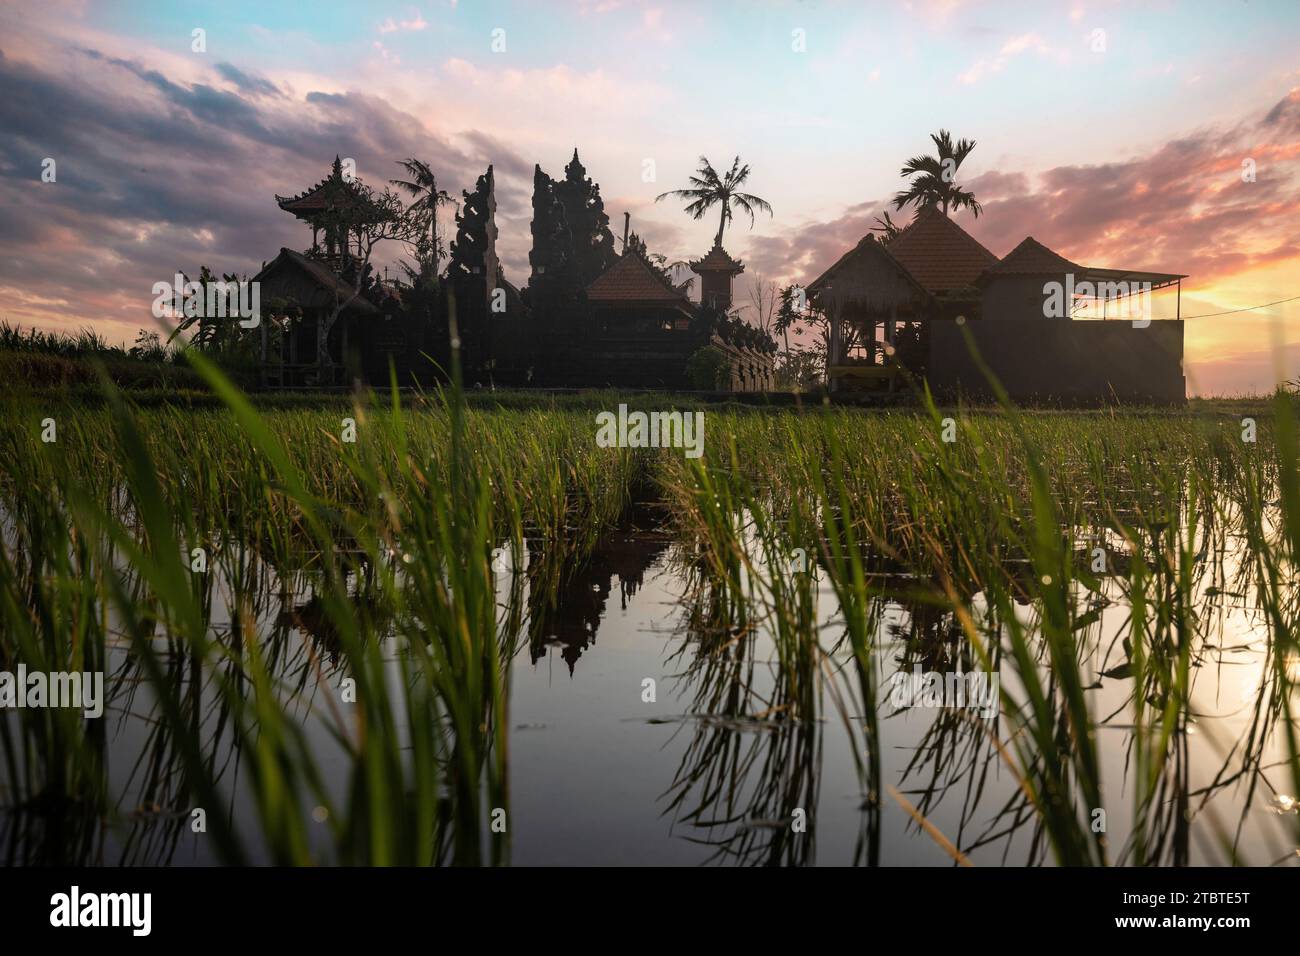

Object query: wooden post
[316,313,328,384]
[259,315,268,388]
[827,300,841,392]
[341,321,348,384]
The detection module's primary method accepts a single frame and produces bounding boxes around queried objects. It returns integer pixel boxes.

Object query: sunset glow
[2,0,1298,393]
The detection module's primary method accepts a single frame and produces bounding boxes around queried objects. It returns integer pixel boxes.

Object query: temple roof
[689,241,745,275]
[884,206,998,293]
[275,156,379,219]
[587,252,693,310]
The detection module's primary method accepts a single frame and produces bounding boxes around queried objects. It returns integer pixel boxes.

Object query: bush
[0,350,206,391]
[686,346,731,390]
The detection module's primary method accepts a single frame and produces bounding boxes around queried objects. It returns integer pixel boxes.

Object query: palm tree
[390,158,456,268]
[656,155,773,247]
[871,210,905,242]
[892,130,982,217]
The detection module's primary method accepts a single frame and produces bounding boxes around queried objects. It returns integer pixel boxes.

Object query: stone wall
[710,337,776,392]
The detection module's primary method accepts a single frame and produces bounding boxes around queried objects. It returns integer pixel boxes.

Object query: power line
[1178,294,1300,319]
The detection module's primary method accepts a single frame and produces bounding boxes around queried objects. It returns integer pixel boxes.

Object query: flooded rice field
[2,390,1298,866]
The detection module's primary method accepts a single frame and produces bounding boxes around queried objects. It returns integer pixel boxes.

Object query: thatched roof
[253,248,380,314]
[805,234,929,310]
[980,236,1187,290]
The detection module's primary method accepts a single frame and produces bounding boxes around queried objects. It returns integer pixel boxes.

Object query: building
[551,246,774,390]
[807,207,1187,403]
[252,155,776,392]
[690,242,746,311]
[255,158,418,386]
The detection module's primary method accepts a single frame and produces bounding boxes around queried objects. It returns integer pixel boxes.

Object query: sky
[1,0,1298,395]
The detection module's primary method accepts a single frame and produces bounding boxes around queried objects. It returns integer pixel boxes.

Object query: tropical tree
[774,283,862,381]
[626,232,692,294]
[390,158,456,272]
[309,182,427,369]
[656,155,773,247]
[893,130,982,217]
[871,210,905,242]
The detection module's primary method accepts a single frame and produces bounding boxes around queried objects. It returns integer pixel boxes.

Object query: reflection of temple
[528,533,670,676]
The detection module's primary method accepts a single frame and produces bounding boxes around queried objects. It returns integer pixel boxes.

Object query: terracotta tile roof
[689,242,745,275]
[884,206,998,293]
[983,236,1081,277]
[587,253,693,308]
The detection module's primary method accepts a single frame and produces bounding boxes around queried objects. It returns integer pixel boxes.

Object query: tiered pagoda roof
[275,156,381,220]
[688,241,745,276]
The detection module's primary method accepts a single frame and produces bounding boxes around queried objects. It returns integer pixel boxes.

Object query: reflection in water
[526,531,669,676]
[3,494,1298,867]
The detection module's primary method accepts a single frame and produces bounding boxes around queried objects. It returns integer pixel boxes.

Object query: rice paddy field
[2,361,1298,867]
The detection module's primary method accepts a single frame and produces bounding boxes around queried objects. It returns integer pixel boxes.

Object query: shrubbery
[686,345,732,390]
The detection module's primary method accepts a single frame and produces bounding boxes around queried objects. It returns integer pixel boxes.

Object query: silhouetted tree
[748,274,778,339]
[774,283,861,380]
[871,210,905,241]
[656,155,773,247]
[303,180,426,368]
[390,158,456,276]
[893,130,982,217]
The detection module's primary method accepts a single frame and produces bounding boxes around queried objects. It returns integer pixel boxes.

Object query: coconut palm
[871,210,905,242]
[656,155,773,247]
[892,130,982,217]
[390,158,457,267]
